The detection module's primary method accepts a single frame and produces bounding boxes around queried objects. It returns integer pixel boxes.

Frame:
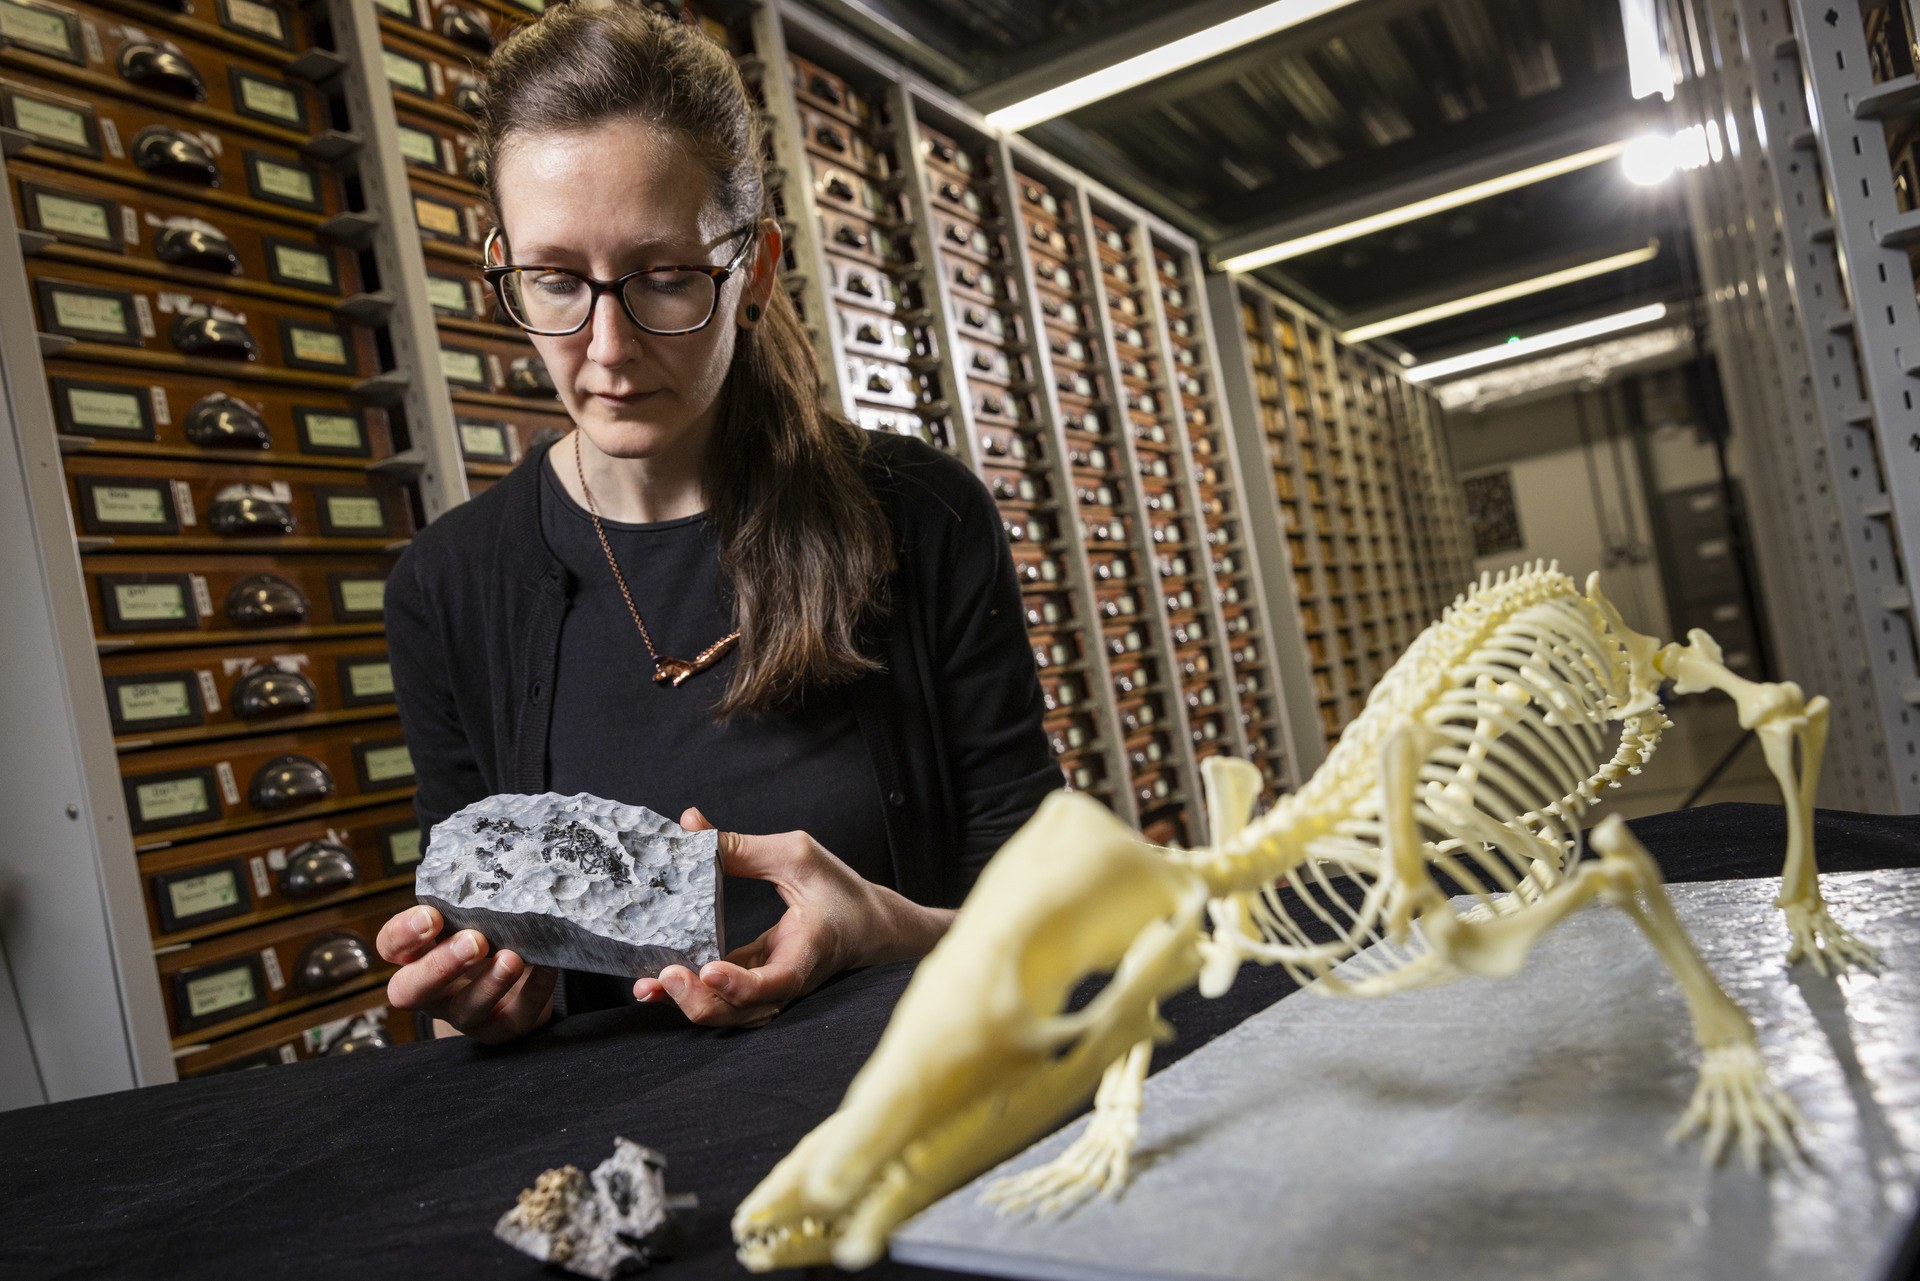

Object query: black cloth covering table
[3,804,1918,1281]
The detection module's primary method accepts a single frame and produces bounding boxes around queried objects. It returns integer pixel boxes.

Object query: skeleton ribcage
[1209,574,1668,994]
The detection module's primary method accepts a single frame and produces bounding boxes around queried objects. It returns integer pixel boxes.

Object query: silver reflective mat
[893,870,1920,1281]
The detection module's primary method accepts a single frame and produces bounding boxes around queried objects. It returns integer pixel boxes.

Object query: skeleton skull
[731,790,1208,1270]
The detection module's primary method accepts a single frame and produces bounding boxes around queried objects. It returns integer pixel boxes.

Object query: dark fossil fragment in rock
[416,792,722,978]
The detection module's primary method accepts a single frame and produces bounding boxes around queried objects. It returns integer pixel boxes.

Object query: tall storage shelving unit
[1658,0,1920,814]
[1,0,1473,1103]
[1210,274,1472,754]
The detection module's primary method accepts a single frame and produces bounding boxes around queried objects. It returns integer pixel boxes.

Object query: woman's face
[492,118,775,465]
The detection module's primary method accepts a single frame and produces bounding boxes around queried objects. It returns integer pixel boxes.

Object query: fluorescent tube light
[1218,141,1628,272]
[1404,303,1671,382]
[1621,0,1674,101]
[985,0,1361,132]
[1339,242,1660,343]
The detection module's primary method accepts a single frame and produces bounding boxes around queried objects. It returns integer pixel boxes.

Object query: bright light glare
[1340,241,1661,342]
[1404,304,1671,382]
[1219,141,1627,272]
[1622,127,1712,185]
[985,0,1360,132]
[1622,133,1677,185]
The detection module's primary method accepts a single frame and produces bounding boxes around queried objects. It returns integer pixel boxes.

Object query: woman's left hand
[633,808,951,1028]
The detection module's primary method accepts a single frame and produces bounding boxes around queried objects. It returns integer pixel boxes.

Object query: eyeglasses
[481,225,757,336]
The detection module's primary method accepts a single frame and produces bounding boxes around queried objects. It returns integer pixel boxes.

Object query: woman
[374,1,1057,1041]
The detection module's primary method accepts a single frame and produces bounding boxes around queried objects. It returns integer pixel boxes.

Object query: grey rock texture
[416,792,723,978]
[494,1139,679,1279]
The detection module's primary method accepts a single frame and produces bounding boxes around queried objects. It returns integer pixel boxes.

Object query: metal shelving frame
[1662,0,1919,812]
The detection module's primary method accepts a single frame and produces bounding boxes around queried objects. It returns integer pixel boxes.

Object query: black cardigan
[384,431,1060,922]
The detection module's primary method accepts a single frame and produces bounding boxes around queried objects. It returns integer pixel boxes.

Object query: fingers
[654,964,783,1028]
[443,948,526,1029]
[701,953,806,1008]
[385,927,491,1012]
[679,807,715,831]
[376,905,443,966]
[470,962,559,1046]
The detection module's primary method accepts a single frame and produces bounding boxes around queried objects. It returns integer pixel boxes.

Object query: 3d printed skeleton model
[732,564,1880,1271]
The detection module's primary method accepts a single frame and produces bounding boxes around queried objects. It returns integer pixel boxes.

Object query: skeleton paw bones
[731,564,1876,1271]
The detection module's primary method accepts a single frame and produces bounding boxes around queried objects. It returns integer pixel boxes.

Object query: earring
[745,303,761,323]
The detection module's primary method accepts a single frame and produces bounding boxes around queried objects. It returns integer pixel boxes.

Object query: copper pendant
[652,633,740,686]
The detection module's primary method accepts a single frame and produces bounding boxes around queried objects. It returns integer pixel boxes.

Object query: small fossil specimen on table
[416,792,723,977]
[495,1139,685,1278]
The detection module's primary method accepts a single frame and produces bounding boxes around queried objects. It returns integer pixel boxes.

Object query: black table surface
[4,804,1918,1281]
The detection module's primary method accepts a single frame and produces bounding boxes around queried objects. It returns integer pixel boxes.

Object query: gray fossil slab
[417,792,723,978]
[894,870,1920,1281]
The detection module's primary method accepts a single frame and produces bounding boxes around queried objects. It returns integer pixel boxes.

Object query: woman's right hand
[376,905,557,1044]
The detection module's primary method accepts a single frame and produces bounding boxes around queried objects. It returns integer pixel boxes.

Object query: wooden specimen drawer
[813,161,895,224]
[139,800,419,943]
[413,180,490,257]
[822,249,905,314]
[457,400,564,459]
[375,0,504,58]
[85,551,393,647]
[19,0,317,63]
[1059,751,1108,796]
[817,209,901,269]
[30,260,374,378]
[47,361,392,463]
[788,52,871,128]
[837,303,913,363]
[982,463,1047,509]
[120,717,414,846]
[933,213,998,265]
[393,103,479,193]
[951,297,1012,344]
[154,886,413,1042]
[1043,710,1098,759]
[65,455,410,550]
[925,168,989,221]
[438,328,553,401]
[423,261,493,322]
[1022,589,1075,634]
[1031,631,1083,673]
[13,161,360,299]
[0,0,324,139]
[1014,175,1067,223]
[377,30,481,124]
[845,353,917,411]
[1038,669,1090,715]
[100,633,396,749]
[175,986,421,1076]
[0,69,342,218]
[942,254,1006,308]
[917,123,979,180]
[1001,508,1055,547]
[798,106,887,180]
[958,338,1017,386]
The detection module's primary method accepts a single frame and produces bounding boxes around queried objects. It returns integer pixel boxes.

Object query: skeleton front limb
[1658,631,1879,973]
[1588,816,1803,1167]
[983,1035,1156,1217]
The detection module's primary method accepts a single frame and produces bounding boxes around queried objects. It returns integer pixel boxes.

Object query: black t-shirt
[537,458,889,982]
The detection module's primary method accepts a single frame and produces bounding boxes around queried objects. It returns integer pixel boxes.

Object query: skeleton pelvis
[732,790,1208,1269]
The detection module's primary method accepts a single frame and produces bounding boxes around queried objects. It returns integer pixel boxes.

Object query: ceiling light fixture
[1217,141,1629,272]
[1340,241,1661,343]
[1403,303,1671,382]
[1620,0,1675,101]
[984,0,1362,133]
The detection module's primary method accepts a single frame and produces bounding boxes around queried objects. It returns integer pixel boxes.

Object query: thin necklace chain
[572,431,740,686]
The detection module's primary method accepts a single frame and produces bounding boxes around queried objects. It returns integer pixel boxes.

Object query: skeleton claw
[1667,1043,1806,1171]
[1784,902,1884,975]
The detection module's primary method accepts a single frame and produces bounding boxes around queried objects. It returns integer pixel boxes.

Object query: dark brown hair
[471,1,893,715]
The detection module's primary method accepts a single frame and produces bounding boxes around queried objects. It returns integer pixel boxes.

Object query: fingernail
[492,953,516,979]
[412,907,435,937]
[454,932,480,962]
